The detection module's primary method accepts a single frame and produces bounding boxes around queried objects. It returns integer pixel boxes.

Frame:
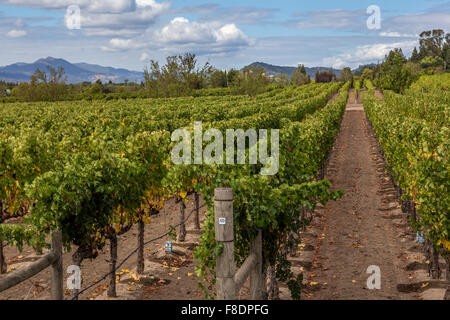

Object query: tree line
[5,29,446,102]
[357,29,449,93]
[3,53,342,102]
[3,54,274,102]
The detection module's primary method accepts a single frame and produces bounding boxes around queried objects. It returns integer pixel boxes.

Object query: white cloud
[349,41,417,61]
[102,38,144,51]
[139,52,149,62]
[213,24,249,45]
[158,17,213,44]
[102,17,254,56]
[292,9,366,30]
[85,0,136,14]
[157,17,250,46]
[383,11,450,35]
[2,0,134,12]
[1,0,167,13]
[100,17,252,55]
[77,6,167,29]
[7,29,27,38]
[379,32,418,38]
[2,0,170,35]
[136,0,166,10]
[323,40,418,68]
[82,28,140,37]
[322,57,347,69]
[14,18,24,27]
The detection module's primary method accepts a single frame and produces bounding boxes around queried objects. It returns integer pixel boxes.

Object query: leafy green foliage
[410,73,450,92]
[364,87,449,255]
[1,81,349,299]
[193,82,349,299]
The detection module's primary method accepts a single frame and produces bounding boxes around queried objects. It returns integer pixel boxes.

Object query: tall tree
[419,29,445,58]
[361,68,374,82]
[143,53,212,97]
[292,64,310,86]
[376,49,416,93]
[0,81,7,97]
[209,70,228,88]
[442,33,450,70]
[226,69,240,86]
[410,47,421,63]
[315,70,335,83]
[339,67,353,82]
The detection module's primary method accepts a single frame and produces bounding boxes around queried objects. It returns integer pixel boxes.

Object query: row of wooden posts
[0,188,263,300]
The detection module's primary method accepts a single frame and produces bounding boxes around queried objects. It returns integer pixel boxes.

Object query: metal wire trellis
[72,202,207,300]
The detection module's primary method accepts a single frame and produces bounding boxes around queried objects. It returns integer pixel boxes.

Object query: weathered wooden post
[108,235,118,298]
[215,188,235,300]
[250,230,263,299]
[137,217,145,275]
[178,200,186,242]
[431,246,441,279]
[50,231,63,300]
[194,192,201,230]
[445,256,450,300]
[0,239,6,274]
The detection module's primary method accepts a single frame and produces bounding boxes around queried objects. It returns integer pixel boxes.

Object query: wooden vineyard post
[249,230,264,299]
[445,256,450,300]
[50,231,63,300]
[431,246,441,279]
[178,200,186,242]
[214,188,264,300]
[214,188,235,300]
[108,236,118,298]
[137,218,145,275]
[0,238,6,274]
[194,192,201,230]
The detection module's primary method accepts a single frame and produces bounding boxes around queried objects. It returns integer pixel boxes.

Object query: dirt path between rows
[300,91,424,300]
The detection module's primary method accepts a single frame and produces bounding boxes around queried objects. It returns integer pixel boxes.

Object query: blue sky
[1,0,449,71]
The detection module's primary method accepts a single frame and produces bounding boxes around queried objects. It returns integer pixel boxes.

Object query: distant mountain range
[0,57,144,84]
[0,57,377,84]
[243,62,377,80]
